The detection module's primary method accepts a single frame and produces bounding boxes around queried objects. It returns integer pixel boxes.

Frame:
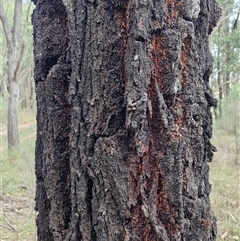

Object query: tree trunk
[0,0,22,149]
[7,44,21,149]
[217,26,222,118]
[7,77,19,149]
[32,0,221,240]
[221,7,231,98]
[7,42,21,149]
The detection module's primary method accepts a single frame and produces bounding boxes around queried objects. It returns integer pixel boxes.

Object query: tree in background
[210,0,240,164]
[32,0,221,240]
[210,0,240,117]
[0,0,22,149]
[18,0,35,110]
[0,0,34,149]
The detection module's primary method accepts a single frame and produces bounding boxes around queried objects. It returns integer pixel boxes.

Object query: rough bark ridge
[33,0,71,240]
[33,0,221,240]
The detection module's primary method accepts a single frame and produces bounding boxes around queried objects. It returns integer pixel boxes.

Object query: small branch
[0,0,12,47]
[223,210,237,222]
[2,214,18,232]
[13,0,22,45]
[232,12,239,31]
[0,223,15,231]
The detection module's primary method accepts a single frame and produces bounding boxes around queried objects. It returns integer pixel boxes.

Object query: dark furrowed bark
[33,0,221,240]
[33,0,71,240]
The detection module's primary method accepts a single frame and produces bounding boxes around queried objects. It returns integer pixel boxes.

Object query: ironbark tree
[32,0,221,240]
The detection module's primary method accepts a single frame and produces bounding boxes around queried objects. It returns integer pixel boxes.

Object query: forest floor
[210,126,240,241]
[0,105,239,240]
[1,107,36,241]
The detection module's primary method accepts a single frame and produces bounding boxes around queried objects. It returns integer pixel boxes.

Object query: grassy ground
[0,96,239,240]
[1,97,36,241]
[210,127,240,241]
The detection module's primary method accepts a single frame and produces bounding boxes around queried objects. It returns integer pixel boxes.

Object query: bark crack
[85,172,97,241]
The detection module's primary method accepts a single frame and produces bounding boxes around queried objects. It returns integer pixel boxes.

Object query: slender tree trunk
[7,41,20,150]
[0,0,22,149]
[33,0,221,240]
[221,7,231,98]
[7,77,19,149]
[235,108,240,165]
[217,27,222,118]
[223,35,230,98]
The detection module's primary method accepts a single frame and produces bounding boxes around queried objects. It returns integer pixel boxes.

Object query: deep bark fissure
[79,6,88,84]
[85,173,97,241]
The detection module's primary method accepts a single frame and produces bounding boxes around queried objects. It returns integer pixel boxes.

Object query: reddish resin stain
[131,204,155,240]
[130,153,157,240]
[128,34,183,239]
[128,1,193,239]
[181,37,191,86]
[166,0,182,27]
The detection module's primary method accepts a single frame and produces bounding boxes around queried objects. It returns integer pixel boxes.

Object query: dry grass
[0,97,36,241]
[210,127,240,241]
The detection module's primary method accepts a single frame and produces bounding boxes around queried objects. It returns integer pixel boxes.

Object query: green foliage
[210,0,240,167]
[210,0,240,92]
